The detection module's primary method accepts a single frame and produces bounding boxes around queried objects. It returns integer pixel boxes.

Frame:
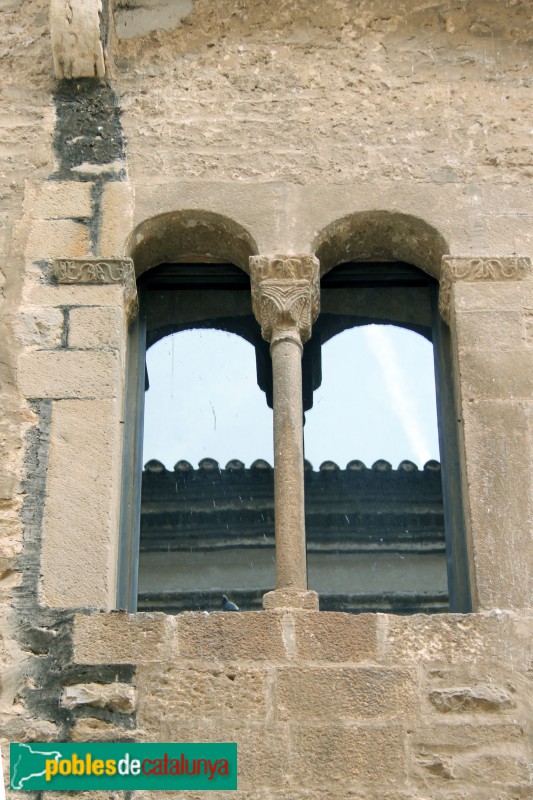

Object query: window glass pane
[304,323,448,614]
[143,330,273,468]
[138,329,275,613]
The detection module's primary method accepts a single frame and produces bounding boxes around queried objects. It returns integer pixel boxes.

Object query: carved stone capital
[439,256,532,324]
[52,258,138,320]
[250,255,320,344]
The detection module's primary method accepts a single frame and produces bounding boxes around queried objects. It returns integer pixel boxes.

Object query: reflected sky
[142,324,440,470]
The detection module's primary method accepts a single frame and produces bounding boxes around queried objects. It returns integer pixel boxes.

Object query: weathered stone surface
[292,724,405,786]
[18,350,121,399]
[25,219,90,261]
[414,749,531,786]
[293,611,378,662]
[99,180,135,258]
[114,0,193,40]
[458,348,533,400]
[73,612,176,664]
[9,307,63,347]
[24,181,94,220]
[411,721,527,749]
[276,666,415,721]
[263,589,319,611]
[61,681,137,712]
[52,257,137,320]
[136,664,269,728]
[114,1,533,190]
[177,611,286,662]
[0,714,59,742]
[454,309,525,351]
[68,306,124,350]
[429,684,515,713]
[383,613,517,664]
[70,717,136,742]
[127,792,457,800]
[45,793,123,800]
[460,401,533,610]
[454,280,533,313]
[439,256,532,324]
[50,0,105,79]
[23,283,124,309]
[40,399,124,608]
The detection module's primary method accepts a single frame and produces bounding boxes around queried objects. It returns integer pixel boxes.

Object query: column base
[262,589,319,611]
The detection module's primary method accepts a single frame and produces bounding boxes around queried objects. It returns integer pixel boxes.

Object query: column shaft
[250,254,320,609]
[271,334,307,589]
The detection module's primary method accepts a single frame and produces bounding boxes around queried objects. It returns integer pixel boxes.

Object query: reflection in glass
[304,324,449,614]
[138,329,275,613]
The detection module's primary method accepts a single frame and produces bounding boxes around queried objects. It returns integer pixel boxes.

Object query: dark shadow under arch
[127,209,258,277]
[314,210,448,279]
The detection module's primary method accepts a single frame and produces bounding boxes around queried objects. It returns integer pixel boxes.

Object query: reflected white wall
[143,329,274,468]
[143,324,440,470]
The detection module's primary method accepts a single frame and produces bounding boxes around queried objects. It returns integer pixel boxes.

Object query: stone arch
[126,209,259,277]
[313,210,448,278]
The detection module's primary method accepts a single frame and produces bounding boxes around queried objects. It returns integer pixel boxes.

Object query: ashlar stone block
[41,400,123,608]
[99,180,134,258]
[383,612,517,664]
[454,309,525,351]
[73,612,175,664]
[10,307,64,348]
[293,610,378,662]
[24,181,94,220]
[25,219,90,261]
[177,611,286,662]
[291,724,405,787]
[458,348,533,400]
[276,666,416,721]
[68,306,124,350]
[23,283,124,309]
[18,349,121,399]
[461,400,533,610]
[136,664,269,729]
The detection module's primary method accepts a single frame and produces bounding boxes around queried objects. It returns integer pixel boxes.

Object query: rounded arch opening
[126,209,259,277]
[313,210,448,279]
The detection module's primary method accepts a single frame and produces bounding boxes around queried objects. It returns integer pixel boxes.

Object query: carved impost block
[53,258,138,320]
[439,256,532,324]
[250,255,320,345]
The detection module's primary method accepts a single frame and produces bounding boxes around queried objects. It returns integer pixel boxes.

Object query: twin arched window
[119,260,470,614]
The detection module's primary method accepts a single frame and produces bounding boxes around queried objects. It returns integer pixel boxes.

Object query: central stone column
[250,254,320,610]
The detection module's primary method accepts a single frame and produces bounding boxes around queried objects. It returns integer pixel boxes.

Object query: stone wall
[0,1,532,797]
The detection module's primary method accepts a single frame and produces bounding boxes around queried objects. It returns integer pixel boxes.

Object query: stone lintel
[439,255,532,324]
[50,0,106,80]
[263,589,319,611]
[52,257,138,321]
[250,254,320,344]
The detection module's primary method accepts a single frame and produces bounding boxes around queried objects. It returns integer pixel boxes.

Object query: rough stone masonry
[0,1,532,798]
